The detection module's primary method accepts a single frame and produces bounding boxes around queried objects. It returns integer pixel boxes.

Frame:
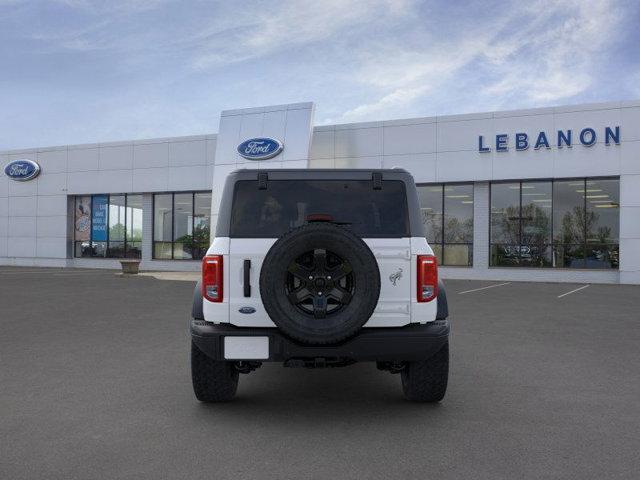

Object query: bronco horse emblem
[389,268,403,286]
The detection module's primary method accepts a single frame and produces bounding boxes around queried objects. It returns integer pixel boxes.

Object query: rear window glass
[230,180,409,237]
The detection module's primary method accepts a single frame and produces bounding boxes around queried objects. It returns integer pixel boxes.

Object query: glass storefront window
[91,194,108,257]
[585,178,619,268]
[491,178,619,269]
[490,182,520,267]
[73,193,143,259]
[490,182,520,242]
[418,185,443,244]
[108,195,126,258]
[126,195,143,258]
[193,192,212,260]
[553,180,585,245]
[586,179,619,243]
[152,191,212,260]
[520,181,552,267]
[173,193,193,259]
[153,194,172,259]
[74,196,92,257]
[417,184,443,261]
[417,183,473,266]
[553,180,586,268]
[443,184,474,266]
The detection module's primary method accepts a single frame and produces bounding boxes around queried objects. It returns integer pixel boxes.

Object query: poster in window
[91,195,108,242]
[75,196,91,241]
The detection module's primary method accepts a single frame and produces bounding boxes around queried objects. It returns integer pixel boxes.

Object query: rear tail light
[202,255,223,302]
[417,255,438,302]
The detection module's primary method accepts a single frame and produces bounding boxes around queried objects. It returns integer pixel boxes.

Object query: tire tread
[401,340,449,402]
[191,341,239,402]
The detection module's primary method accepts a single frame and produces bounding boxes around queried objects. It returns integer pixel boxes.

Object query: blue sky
[1,0,639,150]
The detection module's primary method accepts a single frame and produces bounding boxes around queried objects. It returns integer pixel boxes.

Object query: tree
[175,224,211,257]
[109,223,125,241]
[492,204,551,266]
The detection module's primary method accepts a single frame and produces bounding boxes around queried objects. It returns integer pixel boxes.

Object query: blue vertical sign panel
[91,195,108,241]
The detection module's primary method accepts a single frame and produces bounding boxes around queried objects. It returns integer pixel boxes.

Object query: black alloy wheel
[285,248,355,319]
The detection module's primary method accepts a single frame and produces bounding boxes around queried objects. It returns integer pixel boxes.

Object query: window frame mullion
[583,178,588,268]
[441,184,445,265]
[171,193,175,260]
[124,194,128,258]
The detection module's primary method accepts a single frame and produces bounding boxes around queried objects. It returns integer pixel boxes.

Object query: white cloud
[337,36,493,121]
[191,0,414,69]
[481,0,621,105]
[334,0,625,122]
[339,85,429,121]
[0,0,634,149]
[629,70,640,98]
[52,0,172,13]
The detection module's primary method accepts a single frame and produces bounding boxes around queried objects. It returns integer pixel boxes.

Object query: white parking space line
[458,282,511,295]
[0,270,113,276]
[0,269,53,273]
[557,284,590,298]
[51,272,114,276]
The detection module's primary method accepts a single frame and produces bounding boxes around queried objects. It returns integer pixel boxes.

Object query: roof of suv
[226,168,415,182]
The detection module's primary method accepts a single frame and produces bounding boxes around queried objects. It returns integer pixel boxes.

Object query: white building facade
[1,100,639,284]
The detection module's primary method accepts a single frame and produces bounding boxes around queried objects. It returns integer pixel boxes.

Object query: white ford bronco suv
[190,169,450,402]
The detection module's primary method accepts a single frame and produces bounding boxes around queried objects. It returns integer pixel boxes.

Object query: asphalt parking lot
[1,268,639,480]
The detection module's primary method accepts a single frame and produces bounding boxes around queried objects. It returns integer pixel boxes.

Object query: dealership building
[1,100,639,284]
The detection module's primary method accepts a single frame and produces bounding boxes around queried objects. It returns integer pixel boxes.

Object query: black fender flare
[192,280,204,320]
[436,280,448,320]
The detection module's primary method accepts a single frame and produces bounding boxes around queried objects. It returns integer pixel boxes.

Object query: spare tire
[260,223,380,345]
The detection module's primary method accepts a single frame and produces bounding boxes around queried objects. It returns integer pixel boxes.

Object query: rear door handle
[243,259,251,297]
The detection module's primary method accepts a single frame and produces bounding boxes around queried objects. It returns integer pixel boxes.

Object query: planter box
[119,259,141,274]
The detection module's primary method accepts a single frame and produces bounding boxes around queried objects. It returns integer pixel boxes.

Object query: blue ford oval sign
[237,137,283,160]
[4,159,41,181]
[238,306,256,314]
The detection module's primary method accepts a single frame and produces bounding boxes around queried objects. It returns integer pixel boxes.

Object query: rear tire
[401,340,449,402]
[191,341,239,402]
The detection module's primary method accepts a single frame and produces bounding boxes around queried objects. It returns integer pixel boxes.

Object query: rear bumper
[190,320,450,362]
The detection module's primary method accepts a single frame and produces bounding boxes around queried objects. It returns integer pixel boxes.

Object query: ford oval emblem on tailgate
[239,306,256,314]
